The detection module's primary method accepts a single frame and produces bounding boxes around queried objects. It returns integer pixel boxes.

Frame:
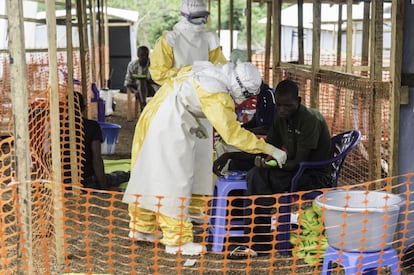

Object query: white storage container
[315,189,404,251]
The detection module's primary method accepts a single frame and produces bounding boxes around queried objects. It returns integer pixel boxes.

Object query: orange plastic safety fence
[0,175,412,274]
[0,51,405,274]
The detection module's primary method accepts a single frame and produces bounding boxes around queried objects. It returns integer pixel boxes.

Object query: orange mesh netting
[0,176,412,274]
[0,52,411,274]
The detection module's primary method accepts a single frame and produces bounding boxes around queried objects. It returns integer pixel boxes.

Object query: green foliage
[209,0,268,52]
[107,0,181,47]
[107,0,269,52]
[239,2,268,51]
[141,4,181,47]
[40,0,275,52]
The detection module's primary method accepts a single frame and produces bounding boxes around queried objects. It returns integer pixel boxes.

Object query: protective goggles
[181,11,210,25]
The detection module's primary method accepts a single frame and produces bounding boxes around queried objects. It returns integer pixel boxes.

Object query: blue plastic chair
[290,129,361,194]
[277,129,361,254]
[207,130,361,254]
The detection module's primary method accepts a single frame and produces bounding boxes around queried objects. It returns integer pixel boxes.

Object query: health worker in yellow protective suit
[122,61,287,256]
[149,0,228,223]
[149,0,227,86]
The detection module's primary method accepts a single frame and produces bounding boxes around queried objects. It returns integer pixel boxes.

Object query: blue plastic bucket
[99,122,121,155]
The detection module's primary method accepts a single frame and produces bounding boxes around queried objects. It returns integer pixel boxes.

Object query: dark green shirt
[266,104,331,163]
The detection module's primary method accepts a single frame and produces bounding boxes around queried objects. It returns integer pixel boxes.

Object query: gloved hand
[269,145,287,168]
[213,153,231,176]
[189,124,208,139]
[260,145,287,169]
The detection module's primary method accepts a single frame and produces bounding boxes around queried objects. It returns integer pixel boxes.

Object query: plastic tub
[99,122,121,155]
[315,189,404,252]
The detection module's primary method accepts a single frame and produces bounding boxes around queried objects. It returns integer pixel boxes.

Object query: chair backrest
[289,129,361,193]
[328,130,361,187]
[91,83,106,122]
[91,83,100,102]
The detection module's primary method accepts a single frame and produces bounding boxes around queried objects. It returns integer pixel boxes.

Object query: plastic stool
[206,174,293,255]
[207,175,247,252]
[322,246,400,275]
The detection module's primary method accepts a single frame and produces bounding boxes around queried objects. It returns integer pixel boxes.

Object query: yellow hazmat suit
[122,61,287,255]
[149,5,227,222]
[149,18,227,87]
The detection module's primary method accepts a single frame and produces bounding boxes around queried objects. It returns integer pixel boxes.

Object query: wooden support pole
[89,0,98,84]
[217,0,221,38]
[207,0,211,29]
[76,0,89,112]
[104,0,110,88]
[361,1,370,76]
[344,0,353,130]
[46,0,65,265]
[272,0,281,86]
[333,4,343,132]
[297,0,304,64]
[246,0,252,62]
[345,1,353,74]
[98,0,105,86]
[389,0,404,177]
[264,1,272,83]
[368,0,383,181]
[66,0,80,192]
[310,0,321,109]
[6,0,33,273]
[336,5,342,66]
[230,0,234,54]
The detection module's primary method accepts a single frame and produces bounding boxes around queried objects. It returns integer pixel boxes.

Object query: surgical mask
[184,20,206,33]
[189,16,208,25]
[232,89,256,105]
[234,97,247,105]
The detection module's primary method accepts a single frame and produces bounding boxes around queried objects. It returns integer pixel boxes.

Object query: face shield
[181,11,209,25]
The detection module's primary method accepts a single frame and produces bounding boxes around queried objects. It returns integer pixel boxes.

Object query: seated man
[62,92,130,190]
[214,79,332,259]
[124,46,159,111]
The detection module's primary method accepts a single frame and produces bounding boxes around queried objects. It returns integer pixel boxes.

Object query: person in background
[213,81,276,173]
[62,92,130,190]
[242,81,276,135]
[124,46,159,112]
[122,62,287,256]
[149,0,227,222]
[226,79,332,259]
